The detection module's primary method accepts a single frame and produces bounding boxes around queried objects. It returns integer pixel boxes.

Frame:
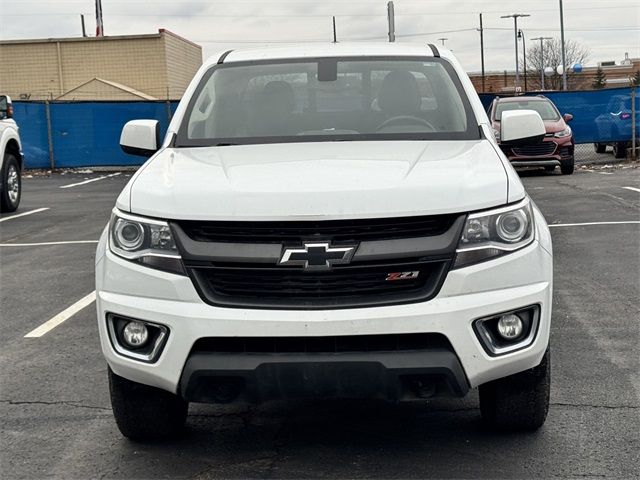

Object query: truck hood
[123,140,510,221]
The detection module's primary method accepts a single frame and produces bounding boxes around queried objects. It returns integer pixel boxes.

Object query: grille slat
[177,214,457,244]
[191,333,452,354]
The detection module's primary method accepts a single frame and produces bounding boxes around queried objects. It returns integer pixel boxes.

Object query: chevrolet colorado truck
[0,95,22,213]
[96,44,553,440]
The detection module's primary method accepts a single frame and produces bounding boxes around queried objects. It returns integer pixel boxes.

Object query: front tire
[1,153,21,213]
[612,142,627,159]
[479,347,550,431]
[108,368,188,441]
[560,157,574,175]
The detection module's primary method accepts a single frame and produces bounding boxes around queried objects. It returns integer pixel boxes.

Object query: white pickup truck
[96,43,553,440]
[0,95,22,213]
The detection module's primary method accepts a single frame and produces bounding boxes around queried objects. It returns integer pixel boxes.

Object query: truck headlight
[554,126,572,138]
[454,199,534,268]
[109,210,185,275]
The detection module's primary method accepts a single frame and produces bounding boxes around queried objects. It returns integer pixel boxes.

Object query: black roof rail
[427,44,440,57]
[217,50,234,64]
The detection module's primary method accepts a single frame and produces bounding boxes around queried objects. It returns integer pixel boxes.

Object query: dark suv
[489,96,575,175]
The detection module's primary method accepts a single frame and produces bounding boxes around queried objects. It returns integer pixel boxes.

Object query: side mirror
[120,120,160,157]
[0,95,13,120]
[563,113,573,123]
[500,110,545,146]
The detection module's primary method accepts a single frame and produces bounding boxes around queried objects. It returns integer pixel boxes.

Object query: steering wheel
[376,115,436,132]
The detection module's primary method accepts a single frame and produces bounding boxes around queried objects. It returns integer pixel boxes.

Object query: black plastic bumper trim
[180,349,469,403]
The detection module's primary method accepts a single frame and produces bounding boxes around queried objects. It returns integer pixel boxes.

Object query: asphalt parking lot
[1,165,639,479]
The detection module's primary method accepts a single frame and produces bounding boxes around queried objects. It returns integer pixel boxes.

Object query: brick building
[469,56,640,94]
[0,29,202,101]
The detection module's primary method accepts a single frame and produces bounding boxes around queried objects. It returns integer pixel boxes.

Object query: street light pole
[519,30,527,92]
[501,13,530,92]
[532,37,553,90]
[559,0,568,90]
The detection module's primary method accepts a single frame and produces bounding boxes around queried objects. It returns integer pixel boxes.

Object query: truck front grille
[174,215,463,309]
[189,259,449,309]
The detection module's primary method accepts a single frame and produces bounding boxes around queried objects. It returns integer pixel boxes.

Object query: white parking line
[59,172,121,189]
[0,240,98,247]
[549,221,640,228]
[24,291,96,338]
[622,186,640,193]
[0,207,49,223]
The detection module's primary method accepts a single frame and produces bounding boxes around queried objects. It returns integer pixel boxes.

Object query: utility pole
[501,13,530,92]
[532,37,552,90]
[518,30,527,92]
[332,16,337,43]
[80,14,87,37]
[437,38,448,47]
[95,0,104,36]
[479,13,486,92]
[559,0,568,90]
[387,1,395,42]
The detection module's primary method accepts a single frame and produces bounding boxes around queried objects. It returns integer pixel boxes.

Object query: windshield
[495,99,560,121]
[176,57,479,146]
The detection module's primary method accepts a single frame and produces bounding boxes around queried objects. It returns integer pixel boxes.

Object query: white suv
[0,95,22,212]
[96,44,553,440]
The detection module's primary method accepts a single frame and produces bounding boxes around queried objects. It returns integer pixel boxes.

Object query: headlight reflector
[109,210,184,275]
[455,199,534,268]
[554,126,571,138]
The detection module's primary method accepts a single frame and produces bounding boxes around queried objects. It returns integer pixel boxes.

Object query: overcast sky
[1,0,638,72]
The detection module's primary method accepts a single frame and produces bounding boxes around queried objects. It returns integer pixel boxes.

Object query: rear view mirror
[120,120,160,157]
[563,113,573,123]
[0,95,13,120]
[500,110,545,146]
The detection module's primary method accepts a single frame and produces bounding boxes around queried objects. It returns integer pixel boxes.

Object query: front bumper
[96,207,553,399]
[502,137,574,166]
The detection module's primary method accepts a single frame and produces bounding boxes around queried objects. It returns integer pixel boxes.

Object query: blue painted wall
[14,101,178,168]
[14,88,638,168]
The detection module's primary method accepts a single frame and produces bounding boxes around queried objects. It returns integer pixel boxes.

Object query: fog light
[122,321,149,347]
[497,314,524,340]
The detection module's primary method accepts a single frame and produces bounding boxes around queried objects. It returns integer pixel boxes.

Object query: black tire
[612,142,627,159]
[479,347,550,431]
[560,157,574,175]
[108,368,188,441]
[594,143,606,154]
[0,153,21,213]
[544,166,555,173]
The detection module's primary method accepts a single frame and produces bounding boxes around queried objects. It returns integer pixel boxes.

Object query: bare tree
[523,38,590,91]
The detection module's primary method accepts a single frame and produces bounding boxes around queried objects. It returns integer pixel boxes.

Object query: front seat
[377,70,421,117]
[249,81,296,136]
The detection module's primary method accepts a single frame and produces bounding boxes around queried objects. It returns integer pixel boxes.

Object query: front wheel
[560,157,575,175]
[612,142,627,159]
[109,368,188,441]
[479,347,550,431]
[1,153,21,213]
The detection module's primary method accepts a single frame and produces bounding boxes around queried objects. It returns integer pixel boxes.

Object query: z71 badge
[385,271,420,281]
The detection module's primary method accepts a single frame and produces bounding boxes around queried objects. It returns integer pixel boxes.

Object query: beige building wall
[0,30,202,101]
[163,30,203,99]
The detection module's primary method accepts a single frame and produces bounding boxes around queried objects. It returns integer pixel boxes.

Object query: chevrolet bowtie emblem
[278,242,357,270]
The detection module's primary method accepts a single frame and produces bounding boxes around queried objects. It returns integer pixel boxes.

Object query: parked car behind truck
[594,94,640,158]
[97,44,553,440]
[489,95,575,174]
[0,95,23,212]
